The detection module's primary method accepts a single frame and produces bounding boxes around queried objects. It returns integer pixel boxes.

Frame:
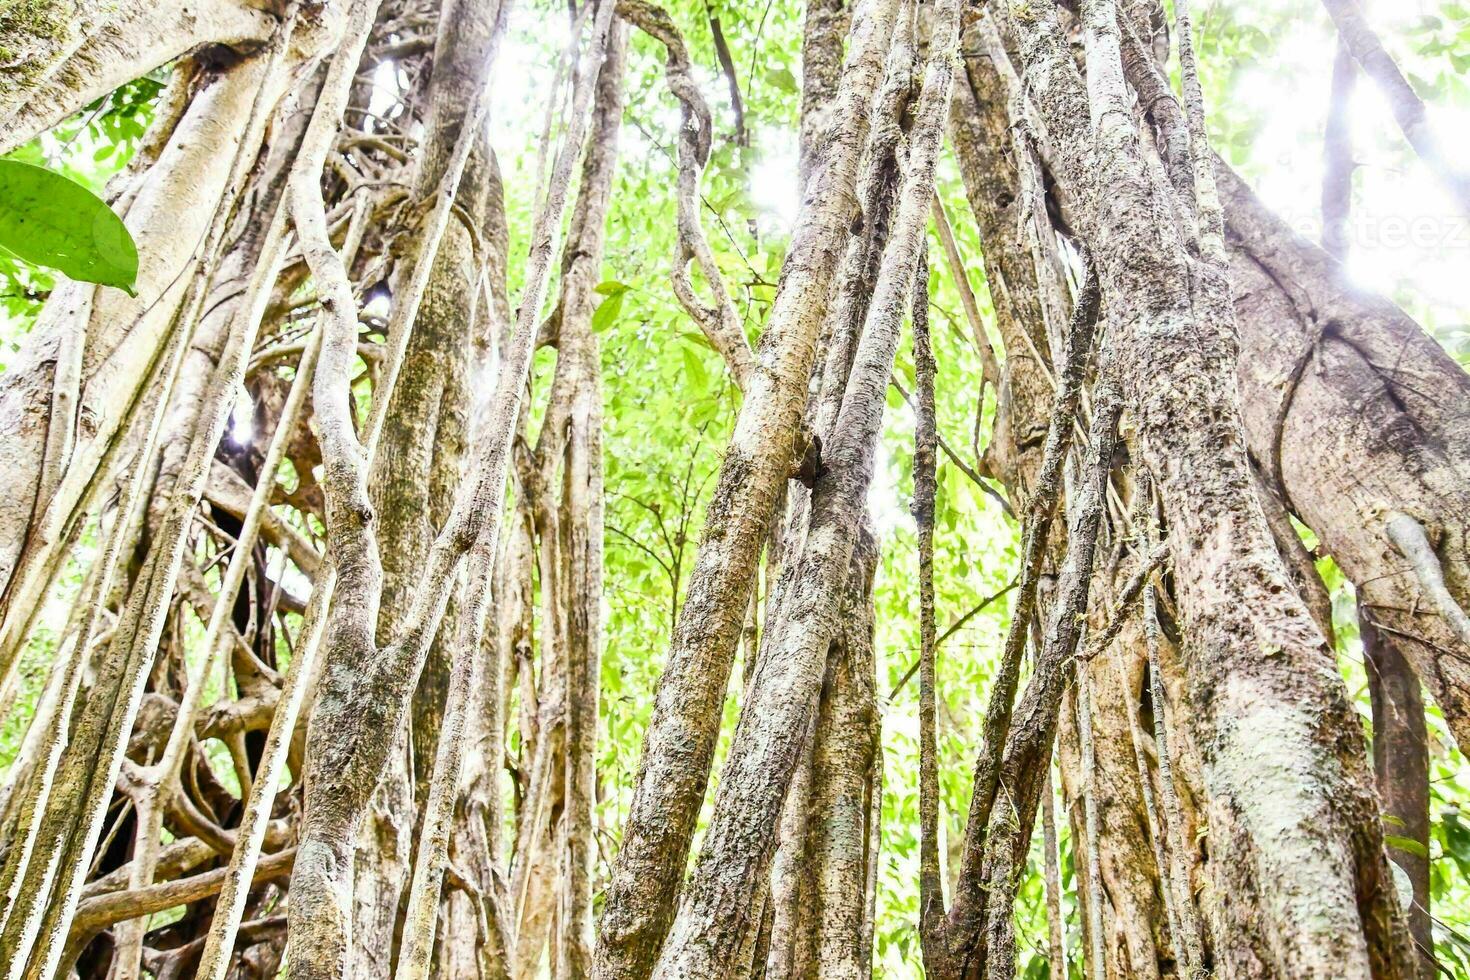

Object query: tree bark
[1362,611,1434,979]
[1002,0,1416,973]
[648,4,959,973]
[592,1,901,972]
[1220,165,1470,753]
[351,0,511,967]
[0,0,288,154]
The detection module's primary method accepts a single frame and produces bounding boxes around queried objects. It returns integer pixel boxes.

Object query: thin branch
[705,2,748,146]
[889,579,1019,700]
[620,0,755,388]
[1321,0,1470,216]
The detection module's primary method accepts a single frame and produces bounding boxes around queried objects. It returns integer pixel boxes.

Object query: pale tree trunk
[0,43,316,675]
[952,2,1467,973]
[0,27,324,975]
[105,40,326,975]
[4,0,1468,975]
[913,247,950,977]
[967,360,1123,979]
[1059,616,1174,979]
[0,0,290,154]
[285,0,616,974]
[650,2,959,972]
[554,21,625,977]
[399,12,625,978]
[1220,167,1470,750]
[765,3,896,969]
[797,0,851,190]
[783,530,880,980]
[765,6,914,968]
[1114,10,1470,753]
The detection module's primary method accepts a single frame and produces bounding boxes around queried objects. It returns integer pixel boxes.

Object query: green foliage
[0,70,161,334]
[0,159,138,294]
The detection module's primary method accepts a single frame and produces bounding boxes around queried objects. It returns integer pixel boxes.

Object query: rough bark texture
[797,0,851,190]
[0,33,317,974]
[0,0,287,154]
[1221,166,1470,753]
[0,49,301,650]
[650,4,958,974]
[1363,612,1434,979]
[4,0,1469,976]
[352,0,509,968]
[592,1,901,972]
[1005,0,1416,974]
[785,531,880,980]
[285,0,607,972]
[948,13,1063,503]
[969,365,1122,979]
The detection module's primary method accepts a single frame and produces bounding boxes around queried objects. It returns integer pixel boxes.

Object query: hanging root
[1077,540,1169,663]
[1385,511,1470,652]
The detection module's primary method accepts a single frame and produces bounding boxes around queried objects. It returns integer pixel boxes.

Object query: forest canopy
[0,0,1469,977]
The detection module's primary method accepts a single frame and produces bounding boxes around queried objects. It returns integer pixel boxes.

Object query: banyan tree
[0,0,1467,975]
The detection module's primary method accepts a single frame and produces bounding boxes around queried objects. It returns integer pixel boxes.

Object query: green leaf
[681,329,714,351]
[680,344,710,396]
[1385,834,1430,858]
[766,67,798,94]
[0,160,137,294]
[592,290,625,332]
[594,279,630,296]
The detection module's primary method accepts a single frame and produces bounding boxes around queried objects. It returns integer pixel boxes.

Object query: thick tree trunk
[0,0,291,154]
[649,4,959,973]
[1220,167,1470,751]
[286,0,614,973]
[0,35,318,976]
[1002,0,1416,974]
[0,47,306,660]
[784,531,880,980]
[352,0,509,966]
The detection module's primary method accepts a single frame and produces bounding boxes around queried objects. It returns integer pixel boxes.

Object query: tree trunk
[1362,612,1434,979]
[592,0,901,971]
[1003,0,1415,973]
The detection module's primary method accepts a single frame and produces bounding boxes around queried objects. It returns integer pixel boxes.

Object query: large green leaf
[0,160,138,295]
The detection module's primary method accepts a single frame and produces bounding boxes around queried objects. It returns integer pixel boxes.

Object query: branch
[945,252,1103,958]
[1321,0,1470,216]
[70,848,295,939]
[889,579,1020,700]
[618,0,755,389]
[1321,37,1356,260]
[705,3,747,146]
[1075,540,1169,662]
[1172,0,1226,261]
[913,248,955,975]
[891,375,1015,519]
[930,194,1001,393]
